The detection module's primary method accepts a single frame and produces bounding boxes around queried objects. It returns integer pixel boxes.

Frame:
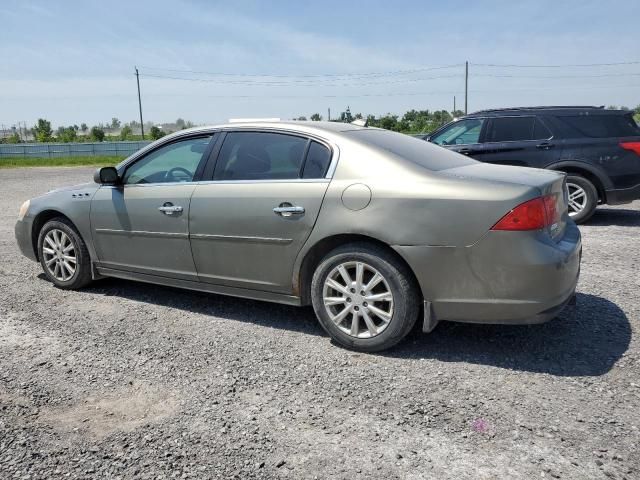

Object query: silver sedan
[15,121,581,351]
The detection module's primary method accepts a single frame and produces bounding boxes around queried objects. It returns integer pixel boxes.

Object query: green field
[0,156,126,169]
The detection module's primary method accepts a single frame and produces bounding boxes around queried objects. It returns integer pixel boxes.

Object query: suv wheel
[37,217,92,289]
[311,243,420,352]
[565,175,598,224]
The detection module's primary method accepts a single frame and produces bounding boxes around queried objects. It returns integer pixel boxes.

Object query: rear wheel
[37,218,92,289]
[565,174,598,224]
[311,243,420,352]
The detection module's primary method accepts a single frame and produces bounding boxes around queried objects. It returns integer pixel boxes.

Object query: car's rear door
[478,115,560,167]
[189,130,334,293]
[91,134,215,280]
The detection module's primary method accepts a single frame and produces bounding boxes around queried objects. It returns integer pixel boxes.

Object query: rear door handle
[536,142,555,150]
[158,203,183,215]
[458,148,474,155]
[273,203,305,217]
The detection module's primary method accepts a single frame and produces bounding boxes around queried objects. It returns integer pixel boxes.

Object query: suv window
[123,136,212,185]
[557,114,640,138]
[487,116,535,142]
[430,118,485,146]
[214,132,309,180]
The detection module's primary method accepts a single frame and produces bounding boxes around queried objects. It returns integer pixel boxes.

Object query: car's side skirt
[95,265,303,306]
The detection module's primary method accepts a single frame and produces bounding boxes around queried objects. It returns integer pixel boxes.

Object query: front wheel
[37,217,92,289]
[311,243,421,352]
[565,175,598,224]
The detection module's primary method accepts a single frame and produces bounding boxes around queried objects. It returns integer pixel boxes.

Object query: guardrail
[0,141,152,158]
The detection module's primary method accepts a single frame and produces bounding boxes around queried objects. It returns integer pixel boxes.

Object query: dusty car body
[15,121,581,351]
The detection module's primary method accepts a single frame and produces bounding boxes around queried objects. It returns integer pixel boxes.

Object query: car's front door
[189,131,333,293]
[478,116,560,167]
[91,135,214,280]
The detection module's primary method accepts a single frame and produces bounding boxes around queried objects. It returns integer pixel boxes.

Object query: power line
[474,72,640,79]
[139,72,463,87]
[473,60,640,68]
[137,63,464,79]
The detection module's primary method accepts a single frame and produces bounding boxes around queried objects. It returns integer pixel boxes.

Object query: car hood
[45,182,99,195]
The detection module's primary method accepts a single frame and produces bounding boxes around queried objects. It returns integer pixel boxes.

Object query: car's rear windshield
[346,129,477,171]
[557,113,640,138]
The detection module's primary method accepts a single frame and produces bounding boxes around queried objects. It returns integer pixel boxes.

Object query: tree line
[3,106,639,144]
[0,117,194,144]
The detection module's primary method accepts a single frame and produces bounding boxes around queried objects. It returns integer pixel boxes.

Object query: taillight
[491,194,560,231]
[620,142,640,156]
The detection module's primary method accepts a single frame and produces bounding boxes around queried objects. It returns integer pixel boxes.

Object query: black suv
[422,106,640,223]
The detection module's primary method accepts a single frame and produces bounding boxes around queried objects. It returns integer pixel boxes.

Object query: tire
[311,242,421,352]
[565,174,598,224]
[37,217,92,289]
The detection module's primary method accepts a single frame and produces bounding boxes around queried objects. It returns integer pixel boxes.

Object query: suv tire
[565,174,598,224]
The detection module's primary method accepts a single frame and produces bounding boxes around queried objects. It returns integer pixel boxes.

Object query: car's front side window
[213,132,310,180]
[123,136,212,185]
[430,119,485,146]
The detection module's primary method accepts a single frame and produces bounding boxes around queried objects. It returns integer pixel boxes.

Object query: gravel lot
[1,166,639,479]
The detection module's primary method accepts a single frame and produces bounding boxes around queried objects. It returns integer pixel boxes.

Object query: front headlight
[18,200,30,221]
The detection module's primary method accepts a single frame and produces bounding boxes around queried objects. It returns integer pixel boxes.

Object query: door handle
[536,142,555,150]
[158,203,183,215]
[273,204,305,217]
[458,148,474,155]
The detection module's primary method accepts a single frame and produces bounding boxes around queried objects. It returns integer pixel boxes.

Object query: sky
[1,0,639,129]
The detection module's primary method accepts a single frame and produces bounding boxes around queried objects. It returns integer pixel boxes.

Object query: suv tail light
[620,142,640,156]
[491,194,560,231]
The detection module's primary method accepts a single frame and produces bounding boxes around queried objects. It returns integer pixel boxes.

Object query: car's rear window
[346,129,477,171]
[557,113,640,138]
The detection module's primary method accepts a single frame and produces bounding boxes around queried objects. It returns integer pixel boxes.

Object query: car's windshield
[346,128,477,171]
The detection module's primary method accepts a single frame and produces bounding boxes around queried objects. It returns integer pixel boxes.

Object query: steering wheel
[164,167,192,182]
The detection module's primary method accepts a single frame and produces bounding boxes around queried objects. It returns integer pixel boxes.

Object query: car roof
[465,106,632,117]
[168,120,369,139]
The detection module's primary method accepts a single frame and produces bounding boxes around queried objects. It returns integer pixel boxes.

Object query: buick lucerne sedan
[15,121,582,351]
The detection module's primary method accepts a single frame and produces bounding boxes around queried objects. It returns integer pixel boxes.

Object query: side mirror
[94,166,119,185]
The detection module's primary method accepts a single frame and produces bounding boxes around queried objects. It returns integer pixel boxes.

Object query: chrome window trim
[115,126,340,186]
[99,178,330,190]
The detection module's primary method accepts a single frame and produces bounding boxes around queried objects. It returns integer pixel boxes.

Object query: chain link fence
[0,141,152,158]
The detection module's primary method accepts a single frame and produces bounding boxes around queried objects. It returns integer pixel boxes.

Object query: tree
[110,118,121,129]
[33,118,53,142]
[150,126,165,140]
[175,118,186,129]
[80,123,88,133]
[57,126,77,143]
[120,125,132,140]
[90,126,105,142]
[310,113,322,121]
[5,132,20,144]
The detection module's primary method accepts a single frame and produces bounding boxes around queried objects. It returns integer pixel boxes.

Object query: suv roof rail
[471,106,605,114]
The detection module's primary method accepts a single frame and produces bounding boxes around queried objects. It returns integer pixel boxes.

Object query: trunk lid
[442,163,568,240]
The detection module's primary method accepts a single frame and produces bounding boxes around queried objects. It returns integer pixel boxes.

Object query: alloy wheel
[322,261,394,338]
[42,229,77,282]
[566,182,588,217]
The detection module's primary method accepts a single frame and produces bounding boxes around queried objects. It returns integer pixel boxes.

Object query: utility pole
[464,61,468,115]
[453,96,456,115]
[328,108,331,121]
[135,66,145,139]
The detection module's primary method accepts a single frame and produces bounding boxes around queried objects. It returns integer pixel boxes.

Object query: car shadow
[58,277,629,377]
[587,207,640,227]
[390,293,630,377]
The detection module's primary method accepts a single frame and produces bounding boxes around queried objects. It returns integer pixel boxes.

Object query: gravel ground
[1,167,639,479]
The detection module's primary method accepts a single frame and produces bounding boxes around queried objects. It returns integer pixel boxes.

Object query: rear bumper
[394,222,582,325]
[605,183,640,205]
